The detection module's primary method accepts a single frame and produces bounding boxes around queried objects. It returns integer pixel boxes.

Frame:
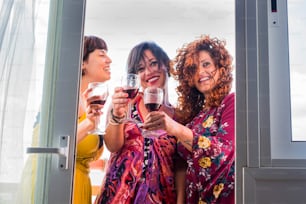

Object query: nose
[144,64,155,75]
[106,55,112,63]
[198,68,210,75]
[199,67,217,77]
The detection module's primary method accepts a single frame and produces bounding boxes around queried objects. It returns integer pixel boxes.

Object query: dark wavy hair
[171,35,233,124]
[126,41,170,76]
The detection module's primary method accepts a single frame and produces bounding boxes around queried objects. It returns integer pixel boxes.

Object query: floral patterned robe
[178,93,235,204]
[95,98,177,204]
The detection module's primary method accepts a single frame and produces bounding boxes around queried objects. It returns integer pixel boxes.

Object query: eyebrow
[200,59,211,63]
[138,57,156,66]
[144,57,157,63]
[97,49,107,53]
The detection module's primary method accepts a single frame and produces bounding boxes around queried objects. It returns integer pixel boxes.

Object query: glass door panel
[0,0,85,203]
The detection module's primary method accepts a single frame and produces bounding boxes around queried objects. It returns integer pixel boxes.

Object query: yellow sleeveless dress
[73,114,104,204]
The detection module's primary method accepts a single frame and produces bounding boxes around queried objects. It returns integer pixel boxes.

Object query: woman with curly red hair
[143,35,235,203]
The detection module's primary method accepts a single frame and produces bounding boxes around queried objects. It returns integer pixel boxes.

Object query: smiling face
[193,50,220,95]
[82,49,112,83]
[137,49,167,89]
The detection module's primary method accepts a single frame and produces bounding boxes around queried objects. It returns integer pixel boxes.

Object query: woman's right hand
[111,87,129,118]
[81,87,104,129]
[77,87,105,143]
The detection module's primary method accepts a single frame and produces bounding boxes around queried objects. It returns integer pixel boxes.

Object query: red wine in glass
[121,74,140,122]
[142,87,164,137]
[90,99,106,105]
[123,87,139,99]
[145,103,161,112]
[87,82,109,134]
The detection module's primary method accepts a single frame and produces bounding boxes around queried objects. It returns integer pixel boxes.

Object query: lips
[103,67,111,72]
[146,76,159,83]
[199,76,210,82]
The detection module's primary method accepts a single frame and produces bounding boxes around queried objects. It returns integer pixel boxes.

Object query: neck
[79,79,89,118]
[80,79,89,94]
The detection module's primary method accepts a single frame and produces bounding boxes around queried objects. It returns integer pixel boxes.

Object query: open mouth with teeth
[146,76,159,83]
[199,76,211,82]
[103,67,110,72]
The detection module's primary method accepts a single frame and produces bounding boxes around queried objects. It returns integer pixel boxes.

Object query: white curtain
[0,0,36,181]
[0,0,49,203]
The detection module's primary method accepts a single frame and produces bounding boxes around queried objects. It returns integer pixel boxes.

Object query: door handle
[26,135,70,170]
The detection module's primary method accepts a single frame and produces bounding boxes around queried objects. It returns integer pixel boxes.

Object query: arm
[103,118,125,153]
[77,118,95,143]
[144,93,235,153]
[103,87,129,153]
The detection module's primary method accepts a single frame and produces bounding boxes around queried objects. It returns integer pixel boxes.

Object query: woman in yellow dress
[73,35,112,204]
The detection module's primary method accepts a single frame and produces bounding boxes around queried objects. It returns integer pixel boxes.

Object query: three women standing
[94,35,235,204]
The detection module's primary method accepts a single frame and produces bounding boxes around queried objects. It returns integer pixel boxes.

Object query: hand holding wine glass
[87,82,109,135]
[121,73,140,122]
[142,87,164,137]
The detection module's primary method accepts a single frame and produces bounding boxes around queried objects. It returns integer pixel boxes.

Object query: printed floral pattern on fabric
[95,99,177,204]
[177,93,235,204]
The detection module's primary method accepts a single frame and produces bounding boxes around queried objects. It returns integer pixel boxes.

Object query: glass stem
[95,115,100,131]
[127,102,132,120]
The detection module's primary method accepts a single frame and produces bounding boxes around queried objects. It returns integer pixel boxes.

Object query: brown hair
[171,35,233,124]
[83,35,107,62]
[126,41,170,76]
[82,35,108,76]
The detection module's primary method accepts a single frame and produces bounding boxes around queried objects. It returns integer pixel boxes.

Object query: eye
[99,50,107,57]
[150,61,158,67]
[202,62,210,68]
[136,66,145,73]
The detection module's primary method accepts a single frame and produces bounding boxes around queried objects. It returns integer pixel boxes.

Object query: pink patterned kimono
[95,99,177,204]
[177,93,235,204]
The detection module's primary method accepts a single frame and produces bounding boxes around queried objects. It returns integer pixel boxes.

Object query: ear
[81,69,86,76]
[81,62,86,69]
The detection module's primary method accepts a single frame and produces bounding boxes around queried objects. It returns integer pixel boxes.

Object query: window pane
[288,0,306,141]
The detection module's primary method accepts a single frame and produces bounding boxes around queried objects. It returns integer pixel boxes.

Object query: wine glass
[121,73,140,122]
[142,87,164,137]
[87,82,109,135]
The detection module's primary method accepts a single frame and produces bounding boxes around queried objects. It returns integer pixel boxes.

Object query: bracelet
[109,109,126,124]
[108,118,122,126]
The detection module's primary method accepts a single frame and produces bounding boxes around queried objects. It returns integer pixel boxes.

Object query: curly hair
[171,35,233,124]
